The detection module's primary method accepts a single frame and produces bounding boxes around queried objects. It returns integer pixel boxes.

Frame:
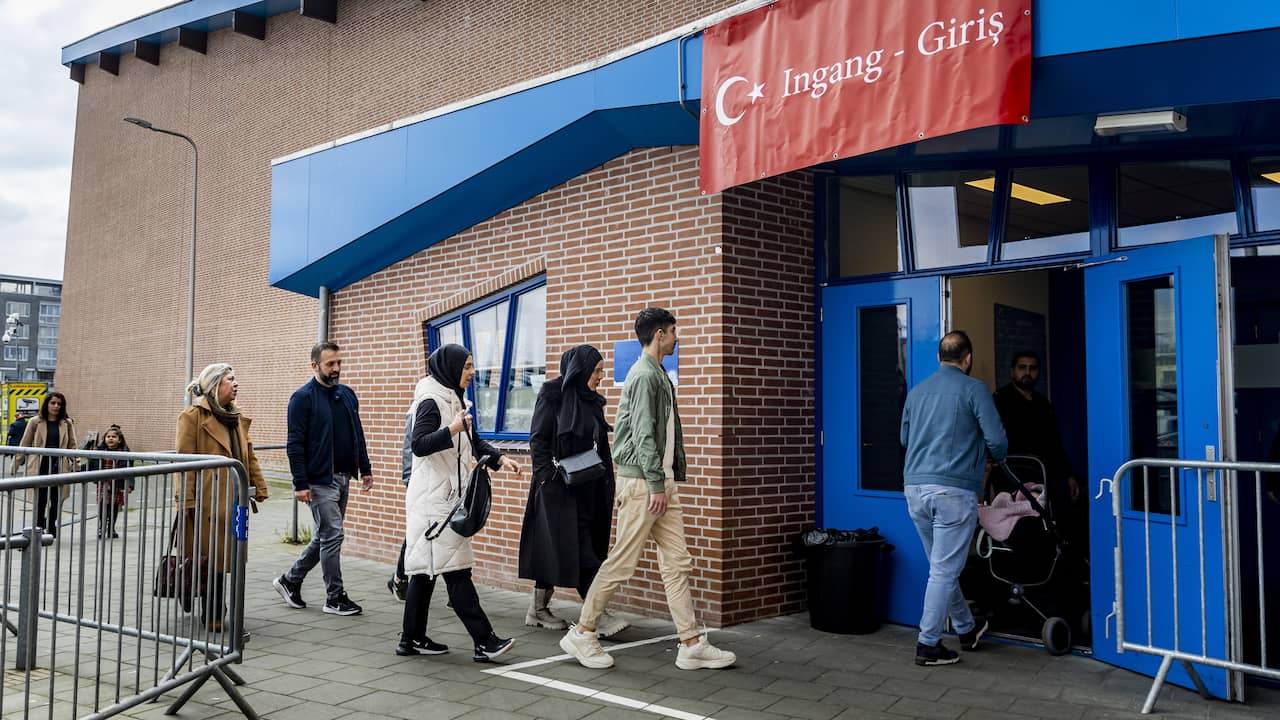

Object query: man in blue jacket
[900,331,1007,666]
[273,341,375,616]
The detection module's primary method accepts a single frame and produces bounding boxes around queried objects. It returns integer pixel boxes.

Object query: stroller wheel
[1042,616,1072,656]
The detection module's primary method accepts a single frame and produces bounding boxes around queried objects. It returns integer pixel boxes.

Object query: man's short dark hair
[938,331,972,364]
[635,307,677,346]
[311,341,340,364]
[1011,351,1040,369]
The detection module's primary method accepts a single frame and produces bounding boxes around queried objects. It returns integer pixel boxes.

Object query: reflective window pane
[830,176,900,278]
[468,302,509,432]
[503,287,547,433]
[1126,275,1179,515]
[1249,157,1280,232]
[908,170,994,269]
[1001,166,1091,260]
[435,320,462,350]
[859,305,908,492]
[1118,160,1237,247]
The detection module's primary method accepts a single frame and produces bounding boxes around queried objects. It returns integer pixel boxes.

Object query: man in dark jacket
[5,412,29,446]
[272,342,374,616]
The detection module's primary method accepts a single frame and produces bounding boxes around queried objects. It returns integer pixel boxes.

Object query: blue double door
[820,235,1234,697]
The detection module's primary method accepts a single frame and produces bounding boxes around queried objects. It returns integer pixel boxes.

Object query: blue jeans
[285,474,349,600]
[904,483,978,646]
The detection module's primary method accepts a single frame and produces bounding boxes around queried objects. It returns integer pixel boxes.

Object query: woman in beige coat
[175,363,269,630]
[15,392,76,536]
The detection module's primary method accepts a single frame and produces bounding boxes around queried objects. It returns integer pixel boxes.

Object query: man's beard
[1015,375,1036,390]
[319,371,339,386]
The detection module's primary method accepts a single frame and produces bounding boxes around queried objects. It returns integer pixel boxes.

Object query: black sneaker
[323,593,362,616]
[387,576,408,602]
[397,637,448,656]
[272,575,306,609]
[915,641,960,666]
[473,634,514,663]
[959,618,989,651]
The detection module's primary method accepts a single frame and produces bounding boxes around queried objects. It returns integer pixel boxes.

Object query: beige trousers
[578,476,698,641]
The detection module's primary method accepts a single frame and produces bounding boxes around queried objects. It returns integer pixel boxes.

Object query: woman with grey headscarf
[175,363,269,630]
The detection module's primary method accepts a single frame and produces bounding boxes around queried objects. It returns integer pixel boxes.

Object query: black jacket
[286,378,371,490]
[518,378,614,590]
[5,417,27,446]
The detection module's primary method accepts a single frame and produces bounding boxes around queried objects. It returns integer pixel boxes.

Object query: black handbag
[556,447,608,486]
[425,424,493,541]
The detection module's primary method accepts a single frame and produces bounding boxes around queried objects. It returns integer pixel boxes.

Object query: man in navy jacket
[900,331,1007,666]
[273,341,374,616]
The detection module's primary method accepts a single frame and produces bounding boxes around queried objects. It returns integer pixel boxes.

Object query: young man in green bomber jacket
[560,307,736,671]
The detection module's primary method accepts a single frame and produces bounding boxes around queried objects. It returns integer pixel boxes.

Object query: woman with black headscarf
[518,345,627,637]
[401,344,522,662]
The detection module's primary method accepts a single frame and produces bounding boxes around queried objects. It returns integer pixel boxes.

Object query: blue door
[820,276,941,625]
[1085,235,1231,697]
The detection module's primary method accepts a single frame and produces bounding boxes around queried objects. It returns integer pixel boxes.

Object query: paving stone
[940,686,1016,711]
[878,676,949,702]
[886,696,967,720]
[1009,697,1091,720]
[518,695,602,720]
[763,696,845,720]
[762,677,837,701]
[703,685,784,710]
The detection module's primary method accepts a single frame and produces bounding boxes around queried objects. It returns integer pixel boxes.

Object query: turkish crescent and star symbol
[698,0,1032,195]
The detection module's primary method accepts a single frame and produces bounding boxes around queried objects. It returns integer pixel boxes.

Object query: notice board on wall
[994,303,1047,393]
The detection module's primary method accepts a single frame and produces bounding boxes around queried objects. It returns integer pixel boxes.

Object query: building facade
[56,0,1280,700]
[1,274,61,384]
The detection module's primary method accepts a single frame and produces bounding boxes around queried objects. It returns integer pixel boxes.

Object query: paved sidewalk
[119,495,1280,720]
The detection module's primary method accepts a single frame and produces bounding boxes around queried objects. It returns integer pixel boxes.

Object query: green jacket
[612,353,686,493]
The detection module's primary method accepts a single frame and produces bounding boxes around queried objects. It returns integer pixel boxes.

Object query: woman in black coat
[518,345,628,637]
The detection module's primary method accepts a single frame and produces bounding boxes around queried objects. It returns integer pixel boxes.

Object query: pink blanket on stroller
[978,484,1046,542]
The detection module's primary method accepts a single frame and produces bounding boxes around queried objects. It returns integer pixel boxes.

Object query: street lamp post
[123,117,198,406]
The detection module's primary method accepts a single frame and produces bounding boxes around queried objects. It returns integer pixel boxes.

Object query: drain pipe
[291,285,330,543]
[677,31,700,122]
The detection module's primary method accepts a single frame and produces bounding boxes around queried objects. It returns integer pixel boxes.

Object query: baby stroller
[973,455,1082,655]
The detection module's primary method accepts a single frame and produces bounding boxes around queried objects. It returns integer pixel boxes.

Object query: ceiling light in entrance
[964,178,1071,205]
[1261,172,1280,185]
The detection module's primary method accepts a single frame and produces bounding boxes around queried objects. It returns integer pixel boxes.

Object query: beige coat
[174,398,269,572]
[14,416,77,476]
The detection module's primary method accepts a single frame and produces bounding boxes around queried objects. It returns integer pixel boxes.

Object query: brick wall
[58,0,745,456]
[720,173,816,624]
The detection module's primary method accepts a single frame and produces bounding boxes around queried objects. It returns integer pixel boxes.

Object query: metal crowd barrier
[1103,457,1280,714]
[0,446,257,719]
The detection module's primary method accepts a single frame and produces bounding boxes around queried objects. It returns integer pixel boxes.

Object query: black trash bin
[802,528,892,635]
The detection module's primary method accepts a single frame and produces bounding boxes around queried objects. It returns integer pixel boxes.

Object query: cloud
[0,0,173,280]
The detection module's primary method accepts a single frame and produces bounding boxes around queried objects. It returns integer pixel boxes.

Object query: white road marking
[481,630,722,720]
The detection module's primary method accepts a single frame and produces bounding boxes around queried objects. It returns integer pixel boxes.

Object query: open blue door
[820,276,941,625]
[1085,235,1231,698]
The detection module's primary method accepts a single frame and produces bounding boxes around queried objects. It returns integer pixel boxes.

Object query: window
[1249,157,1280,232]
[34,284,59,297]
[37,347,56,369]
[0,281,32,294]
[1126,276,1179,515]
[907,169,995,269]
[859,305,908,492]
[4,346,28,362]
[427,278,547,437]
[1118,160,1237,247]
[38,325,57,346]
[830,175,901,278]
[5,301,29,317]
[5,323,28,340]
[1000,166,1091,260]
[39,303,60,324]
[21,369,37,381]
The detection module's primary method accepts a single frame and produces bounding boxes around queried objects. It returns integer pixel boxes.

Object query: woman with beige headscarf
[175,363,269,630]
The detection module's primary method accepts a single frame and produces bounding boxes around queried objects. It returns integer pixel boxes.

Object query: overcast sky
[0,1,172,281]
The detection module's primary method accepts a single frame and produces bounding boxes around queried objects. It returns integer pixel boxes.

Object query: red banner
[699,0,1032,194]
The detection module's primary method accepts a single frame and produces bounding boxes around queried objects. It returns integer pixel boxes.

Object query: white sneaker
[675,637,736,670]
[595,610,630,638]
[559,628,614,669]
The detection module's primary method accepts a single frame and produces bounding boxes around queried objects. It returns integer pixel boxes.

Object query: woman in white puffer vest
[399,344,522,662]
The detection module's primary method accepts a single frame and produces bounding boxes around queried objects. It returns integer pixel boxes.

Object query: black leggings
[402,569,493,645]
[35,487,61,536]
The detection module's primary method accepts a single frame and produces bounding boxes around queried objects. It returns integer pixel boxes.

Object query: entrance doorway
[948,268,1092,650]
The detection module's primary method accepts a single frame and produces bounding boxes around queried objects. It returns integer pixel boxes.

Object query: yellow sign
[2,383,46,441]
